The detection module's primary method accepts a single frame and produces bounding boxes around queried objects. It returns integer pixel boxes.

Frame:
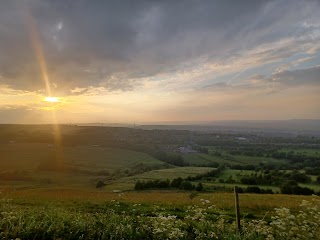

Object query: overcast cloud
[0,0,319,92]
[0,0,319,122]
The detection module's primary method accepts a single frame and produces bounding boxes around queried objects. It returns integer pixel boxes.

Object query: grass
[183,153,243,165]
[183,152,288,166]
[1,189,320,239]
[280,148,320,157]
[229,154,287,165]
[0,195,320,240]
[183,153,218,165]
[0,143,164,172]
[62,146,165,172]
[126,166,215,181]
[1,189,315,212]
[218,169,254,181]
[0,143,168,189]
[300,183,320,191]
[0,143,53,170]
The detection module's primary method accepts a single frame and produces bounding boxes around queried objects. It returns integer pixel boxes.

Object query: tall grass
[1,194,319,239]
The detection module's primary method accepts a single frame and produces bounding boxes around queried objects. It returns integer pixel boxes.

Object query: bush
[96,180,106,188]
[195,183,203,191]
[245,186,261,194]
[171,177,183,188]
[317,175,320,184]
[240,177,257,185]
[134,180,145,190]
[179,181,194,190]
[281,183,314,195]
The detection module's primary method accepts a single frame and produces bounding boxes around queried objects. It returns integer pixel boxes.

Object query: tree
[290,170,311,183]
[179,181,194,190]
[281,181,314,195]
[292,186,314,195]
[316,175,320,184]
[134,180,144,190]
[96,180,106,188]
[195,183,203,191]
[245,186,261,194]
[240,176,257,185]
[171,177,183,188]
[158,179,170,188]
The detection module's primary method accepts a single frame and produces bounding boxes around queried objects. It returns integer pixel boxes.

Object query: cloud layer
[0,0,319,122]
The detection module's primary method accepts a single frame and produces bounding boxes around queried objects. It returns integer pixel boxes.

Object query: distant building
[236,137,247,141]
[176,145,198,154]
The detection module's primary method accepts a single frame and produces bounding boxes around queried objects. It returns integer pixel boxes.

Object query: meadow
[1,189,320,239]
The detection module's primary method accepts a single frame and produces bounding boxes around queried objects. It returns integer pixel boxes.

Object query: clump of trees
[280,180,314,195]
[151,151,187,167]
[271,151,320,168]
[134,178,203,191]
[184,166,225,181]
[305,167,320,175]
[134,179,170,190]
[237,186,274,194]
[240,170,312,186]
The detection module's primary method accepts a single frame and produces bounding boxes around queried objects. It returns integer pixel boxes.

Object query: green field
[280,148,320,157]
[183,153,241,165]
[183,152,288,166]
[127,166,215,181]
[218,169,254,181]
[0,143,165,172]
[0,143,170,189]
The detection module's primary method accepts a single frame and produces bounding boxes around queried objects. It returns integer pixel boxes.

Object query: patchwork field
[0,124,320,239]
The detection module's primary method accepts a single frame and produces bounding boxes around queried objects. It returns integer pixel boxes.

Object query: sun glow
[44,96,59,103]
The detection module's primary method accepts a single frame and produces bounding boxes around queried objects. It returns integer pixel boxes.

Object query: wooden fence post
[234,186,241,232]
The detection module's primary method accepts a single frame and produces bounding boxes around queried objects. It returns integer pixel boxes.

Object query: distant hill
[208,119,320,131]
[137,119,320,137]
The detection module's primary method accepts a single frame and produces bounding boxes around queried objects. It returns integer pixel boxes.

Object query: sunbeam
[23,4,63,166]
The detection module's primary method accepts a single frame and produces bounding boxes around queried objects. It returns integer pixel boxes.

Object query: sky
[0,0,319,124]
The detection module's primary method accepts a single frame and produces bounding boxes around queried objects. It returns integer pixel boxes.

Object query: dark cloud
[272,65,320,87]
[246,65,320,89]
[0,0,319,94]
[202,65,320,92]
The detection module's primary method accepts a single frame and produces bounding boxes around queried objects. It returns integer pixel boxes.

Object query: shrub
[179,181,194,190]
[96,180,106,188]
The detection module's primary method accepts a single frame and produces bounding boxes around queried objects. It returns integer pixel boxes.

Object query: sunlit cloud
[0,0,319,123]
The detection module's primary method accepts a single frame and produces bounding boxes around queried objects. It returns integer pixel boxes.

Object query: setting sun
[44,96,59,103]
